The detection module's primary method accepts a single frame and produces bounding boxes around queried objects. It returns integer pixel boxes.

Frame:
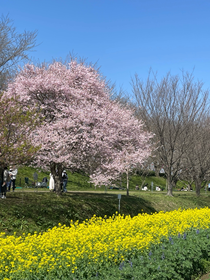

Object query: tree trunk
[154,164,161,177]
[155,169,160,177]
[126,169,129,196]
[50,163,63,195]
[195,178,202,196]
[166,174,173,196]
[172,177,178,189]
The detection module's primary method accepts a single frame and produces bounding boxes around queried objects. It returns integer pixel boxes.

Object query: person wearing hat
[62,170,68,193]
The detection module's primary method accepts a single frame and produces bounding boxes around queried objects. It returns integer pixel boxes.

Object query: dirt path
[200,273,210,280]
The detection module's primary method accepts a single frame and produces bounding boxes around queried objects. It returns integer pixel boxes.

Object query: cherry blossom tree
[6,60,153,195]
[90,105,154,196]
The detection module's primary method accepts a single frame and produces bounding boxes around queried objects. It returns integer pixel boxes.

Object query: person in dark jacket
[62,170,68,193]
[2,167,9,199]
[0,166,3,195]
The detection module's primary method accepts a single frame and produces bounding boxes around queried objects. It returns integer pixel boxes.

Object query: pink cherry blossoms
[6,60,154,194]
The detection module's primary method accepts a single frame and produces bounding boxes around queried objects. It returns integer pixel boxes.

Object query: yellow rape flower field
[1,207,210,279]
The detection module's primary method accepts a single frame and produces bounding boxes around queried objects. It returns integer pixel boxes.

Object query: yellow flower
[1,208,210,278]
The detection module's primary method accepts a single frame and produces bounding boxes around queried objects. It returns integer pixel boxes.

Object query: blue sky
[1,0,210,95]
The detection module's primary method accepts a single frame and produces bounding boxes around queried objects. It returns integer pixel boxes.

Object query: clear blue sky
[1,0,210,95]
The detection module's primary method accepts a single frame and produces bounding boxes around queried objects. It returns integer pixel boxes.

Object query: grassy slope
[0,166,209,237]
[16,166,92,190]
[15,166,171,191]
[1,191,210,236]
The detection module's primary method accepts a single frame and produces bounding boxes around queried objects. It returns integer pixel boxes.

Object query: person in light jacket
[49,173,55,191]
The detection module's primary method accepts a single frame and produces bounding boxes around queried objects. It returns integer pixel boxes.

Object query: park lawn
[0,189,210,237]
[16,165,192,192]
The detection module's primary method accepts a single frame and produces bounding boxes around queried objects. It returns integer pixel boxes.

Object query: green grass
[0,165,209,237]
[15,166,169,191]
[0,189,210,237]
[15,166,201,192]
[15,166,92,189]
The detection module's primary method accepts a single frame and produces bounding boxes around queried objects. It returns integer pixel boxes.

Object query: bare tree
[132,71,209,196]
[181,116,210,195]
[0,15,37,90]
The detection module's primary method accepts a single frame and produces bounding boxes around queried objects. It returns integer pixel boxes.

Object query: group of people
[0,166,18,199]
[49,170,68,192]
[0,167,68,196]
[135,185,162,191]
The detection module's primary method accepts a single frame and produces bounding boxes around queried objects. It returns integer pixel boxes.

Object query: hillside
[0,166,208,237]
[16,166,171,191]
[1,189,210,237]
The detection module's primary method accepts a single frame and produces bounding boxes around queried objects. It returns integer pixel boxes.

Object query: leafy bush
[82,229,210,280]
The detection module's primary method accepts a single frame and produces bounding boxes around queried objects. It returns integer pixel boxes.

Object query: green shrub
[71,228,210,280]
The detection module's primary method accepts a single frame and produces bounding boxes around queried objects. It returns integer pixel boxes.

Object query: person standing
[9,167,18,192]
[0,166,3,195]
[62,170,68,193]
[2,167,9,199]
[49,173,55,191]
[7,167,12,191]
